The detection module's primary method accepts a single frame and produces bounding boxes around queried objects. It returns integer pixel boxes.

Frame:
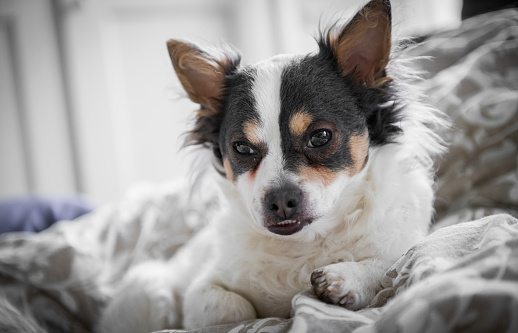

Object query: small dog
[97,0,446,331]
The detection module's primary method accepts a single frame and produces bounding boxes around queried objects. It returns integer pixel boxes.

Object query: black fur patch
[316,34,403,146]
[219,67,263,177]
[276,37,403,173]
[279,54,366,172]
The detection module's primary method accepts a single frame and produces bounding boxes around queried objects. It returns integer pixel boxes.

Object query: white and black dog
[98,0,447,331]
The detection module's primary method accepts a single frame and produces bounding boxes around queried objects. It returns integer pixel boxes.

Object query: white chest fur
[205,212,371,318]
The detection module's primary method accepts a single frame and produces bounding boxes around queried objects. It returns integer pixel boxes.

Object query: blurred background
[0,0,463,204]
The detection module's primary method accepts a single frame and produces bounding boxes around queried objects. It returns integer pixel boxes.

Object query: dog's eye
[308,130,332,148]
[234,142,256,155]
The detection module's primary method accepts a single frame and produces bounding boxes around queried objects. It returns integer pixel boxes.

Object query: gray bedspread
[1,8,518,333]
[154,214,518,333]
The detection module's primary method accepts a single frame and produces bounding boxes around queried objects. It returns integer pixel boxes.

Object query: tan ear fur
[329,0,392,87]
[167,40,239,116]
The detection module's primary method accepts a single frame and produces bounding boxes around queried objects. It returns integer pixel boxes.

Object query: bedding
[1,8,517,333]
[0,196,94,235]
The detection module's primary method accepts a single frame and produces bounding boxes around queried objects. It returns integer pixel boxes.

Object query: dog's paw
[311,263,373,310]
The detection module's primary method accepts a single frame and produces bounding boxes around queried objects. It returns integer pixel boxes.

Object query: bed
[1,8,517,333]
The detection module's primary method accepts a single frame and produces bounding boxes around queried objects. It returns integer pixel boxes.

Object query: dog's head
[167,0,401,238]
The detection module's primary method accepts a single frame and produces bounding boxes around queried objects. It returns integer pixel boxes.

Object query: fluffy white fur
[96,1,448,331]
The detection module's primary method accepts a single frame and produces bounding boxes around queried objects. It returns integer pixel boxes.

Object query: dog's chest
[223,253,311,317]
[216,237,352,318]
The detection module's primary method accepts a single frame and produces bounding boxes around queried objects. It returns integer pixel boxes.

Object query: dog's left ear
[326,0,392,87]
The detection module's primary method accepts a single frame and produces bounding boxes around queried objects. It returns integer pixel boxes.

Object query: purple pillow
[0,196,94,234]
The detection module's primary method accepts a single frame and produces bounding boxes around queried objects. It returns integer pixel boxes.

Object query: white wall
[0,0,76,199]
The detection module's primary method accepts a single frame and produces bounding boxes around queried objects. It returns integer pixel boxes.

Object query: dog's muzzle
[263,185,312,236]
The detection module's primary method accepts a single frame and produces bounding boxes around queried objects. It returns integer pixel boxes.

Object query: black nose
[264,186,302,220]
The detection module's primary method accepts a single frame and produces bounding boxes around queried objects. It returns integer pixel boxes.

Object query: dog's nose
[264,186,302,220]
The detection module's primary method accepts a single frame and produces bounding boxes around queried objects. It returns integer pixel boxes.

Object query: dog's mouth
[266,218,312,236]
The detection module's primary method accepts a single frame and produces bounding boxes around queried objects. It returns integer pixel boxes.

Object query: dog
[97,0,447,331]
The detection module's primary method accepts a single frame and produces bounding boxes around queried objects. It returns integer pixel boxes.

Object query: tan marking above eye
[243,120,261,146]
[289,110,313,136]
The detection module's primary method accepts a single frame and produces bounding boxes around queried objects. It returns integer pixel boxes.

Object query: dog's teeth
[277,220,297,226]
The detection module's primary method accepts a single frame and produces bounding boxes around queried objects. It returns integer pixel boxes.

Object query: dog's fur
[97,0,447,331]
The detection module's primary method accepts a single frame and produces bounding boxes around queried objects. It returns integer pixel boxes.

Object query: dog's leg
[96,261,180,333]
[183,281,257,329]
[310,259,389,310]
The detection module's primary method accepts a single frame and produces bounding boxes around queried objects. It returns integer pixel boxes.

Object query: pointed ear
[167,40,240,115]
[326,0,392,87]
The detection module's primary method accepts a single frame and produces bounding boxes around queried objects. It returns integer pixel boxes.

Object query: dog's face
[168,0,399,238]
[218,54,371,237]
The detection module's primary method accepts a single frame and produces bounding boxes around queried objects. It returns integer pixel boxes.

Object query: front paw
[311,264,371,310]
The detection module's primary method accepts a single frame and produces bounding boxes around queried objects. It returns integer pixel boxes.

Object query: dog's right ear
[324,0,392,87]
[167,40,240,116]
